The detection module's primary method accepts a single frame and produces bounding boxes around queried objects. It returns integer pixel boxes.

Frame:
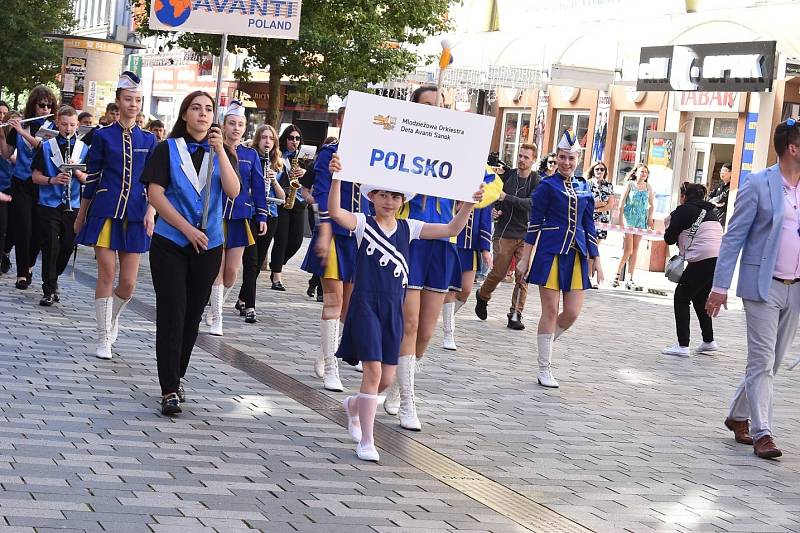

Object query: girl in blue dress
[327,152,482,462]
[516,130,603,389]
[206,100,268,336]
[74,72,158,360]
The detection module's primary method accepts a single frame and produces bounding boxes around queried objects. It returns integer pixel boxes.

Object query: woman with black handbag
[662,182,723,357]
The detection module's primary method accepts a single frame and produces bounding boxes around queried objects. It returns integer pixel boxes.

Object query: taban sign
[637,41,776,92]
[149,0,301,39]
[673,91,745,112]
[336,91,496,202]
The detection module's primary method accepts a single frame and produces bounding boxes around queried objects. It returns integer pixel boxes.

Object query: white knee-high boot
[398,354,421,430]
[209,284,224,336]
[453,299,466,314]
[537,333,559,388]
[109,293,131,345]
[442,302,457,351]
[321,318,342,391]
[95,297,113,360]
[553,324,566,341]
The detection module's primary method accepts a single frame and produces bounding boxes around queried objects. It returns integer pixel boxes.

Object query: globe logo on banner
[154,0,192,27]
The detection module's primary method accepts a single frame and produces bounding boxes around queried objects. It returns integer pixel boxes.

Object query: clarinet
[64,135,73,212]
[262,151,272,200]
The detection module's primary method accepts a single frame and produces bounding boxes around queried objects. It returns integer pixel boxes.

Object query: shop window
[712,118,737,139]
[693,117,711,137]
[501,109,531,165]
[615,114,658,185]
[554,111,590,170]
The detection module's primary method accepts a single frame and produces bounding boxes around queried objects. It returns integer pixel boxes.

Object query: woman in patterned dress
[612,163,654,290]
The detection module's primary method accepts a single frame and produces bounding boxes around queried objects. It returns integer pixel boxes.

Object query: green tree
[135,0,453,127]
[0,0,74,108]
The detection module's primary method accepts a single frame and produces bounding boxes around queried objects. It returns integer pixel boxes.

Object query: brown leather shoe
[753,435,782,459]
[724,417,754,445]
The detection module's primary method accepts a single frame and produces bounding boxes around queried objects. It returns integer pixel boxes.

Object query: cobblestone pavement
[0,241,798,533]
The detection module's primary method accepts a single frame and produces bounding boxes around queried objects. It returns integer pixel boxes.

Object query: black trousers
[150,234,222,396]
[269,207,305,274]
[10,177,40,278]
[674,257,717,347]
[37,205,76,295]
[238,216,278,308]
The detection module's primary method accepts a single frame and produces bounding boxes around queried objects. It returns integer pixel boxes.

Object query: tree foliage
[0,0,74,103]
[135,0,454,126]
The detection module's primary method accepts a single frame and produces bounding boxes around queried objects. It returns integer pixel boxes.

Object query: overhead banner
[149,0,302,39]
[637,41,776,92]
[336,91,496,202]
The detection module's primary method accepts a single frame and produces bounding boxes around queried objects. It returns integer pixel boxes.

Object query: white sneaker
[662,344,690,357]
[383,381,400,415]
[537,369,559,388]
[696,340,718,354]
[356,442,380,462]
[354,361,363,372]
[342,396,361,443]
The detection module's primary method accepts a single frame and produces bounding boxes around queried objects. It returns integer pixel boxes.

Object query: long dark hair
[278,124,302,153]
[169,91,236,162]
[23,86,57,120]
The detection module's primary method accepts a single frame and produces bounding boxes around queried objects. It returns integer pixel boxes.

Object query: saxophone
[283,151,301,209]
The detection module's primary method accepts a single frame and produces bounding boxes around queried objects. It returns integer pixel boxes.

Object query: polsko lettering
[369,149,453,180]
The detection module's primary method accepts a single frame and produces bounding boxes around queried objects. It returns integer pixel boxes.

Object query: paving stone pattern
[0,241,798,533]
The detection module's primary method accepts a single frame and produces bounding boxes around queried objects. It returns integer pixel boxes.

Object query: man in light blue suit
[706,120,800,459]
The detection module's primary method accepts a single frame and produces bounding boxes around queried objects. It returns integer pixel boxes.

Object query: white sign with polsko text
[336,91,496,202]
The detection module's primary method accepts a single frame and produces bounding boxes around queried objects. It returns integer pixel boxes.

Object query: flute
[0,114,55,128]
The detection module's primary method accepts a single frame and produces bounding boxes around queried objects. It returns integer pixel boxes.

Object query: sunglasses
[37,102,52,109]
[287,135,301,141]
[594,167,606,173]
[547,160,557,165]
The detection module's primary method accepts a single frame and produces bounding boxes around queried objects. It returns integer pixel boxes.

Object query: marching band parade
[2,1,800,532]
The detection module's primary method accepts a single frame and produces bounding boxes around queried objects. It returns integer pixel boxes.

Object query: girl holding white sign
[327,152,481,461]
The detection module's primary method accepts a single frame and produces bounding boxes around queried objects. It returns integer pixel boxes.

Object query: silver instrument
[262,151,285,206]
[58,136,86,212]
[0,113,54,128]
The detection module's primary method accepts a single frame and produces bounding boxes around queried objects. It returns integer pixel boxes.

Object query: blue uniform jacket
[457,206,492,252]
[83,123,157,222]
[224,144,268,223]
[312,143,369,237]
[525,173,599,257]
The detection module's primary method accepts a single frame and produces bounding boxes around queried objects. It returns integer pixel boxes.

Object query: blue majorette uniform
[223,143,267,248]
[301,142,369,282]
[403,167,501,292]
[336,212,425,366]
[525,151,599,291]
[34,134,89,301]
[75,121,157,252]
[456,206,492,272]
